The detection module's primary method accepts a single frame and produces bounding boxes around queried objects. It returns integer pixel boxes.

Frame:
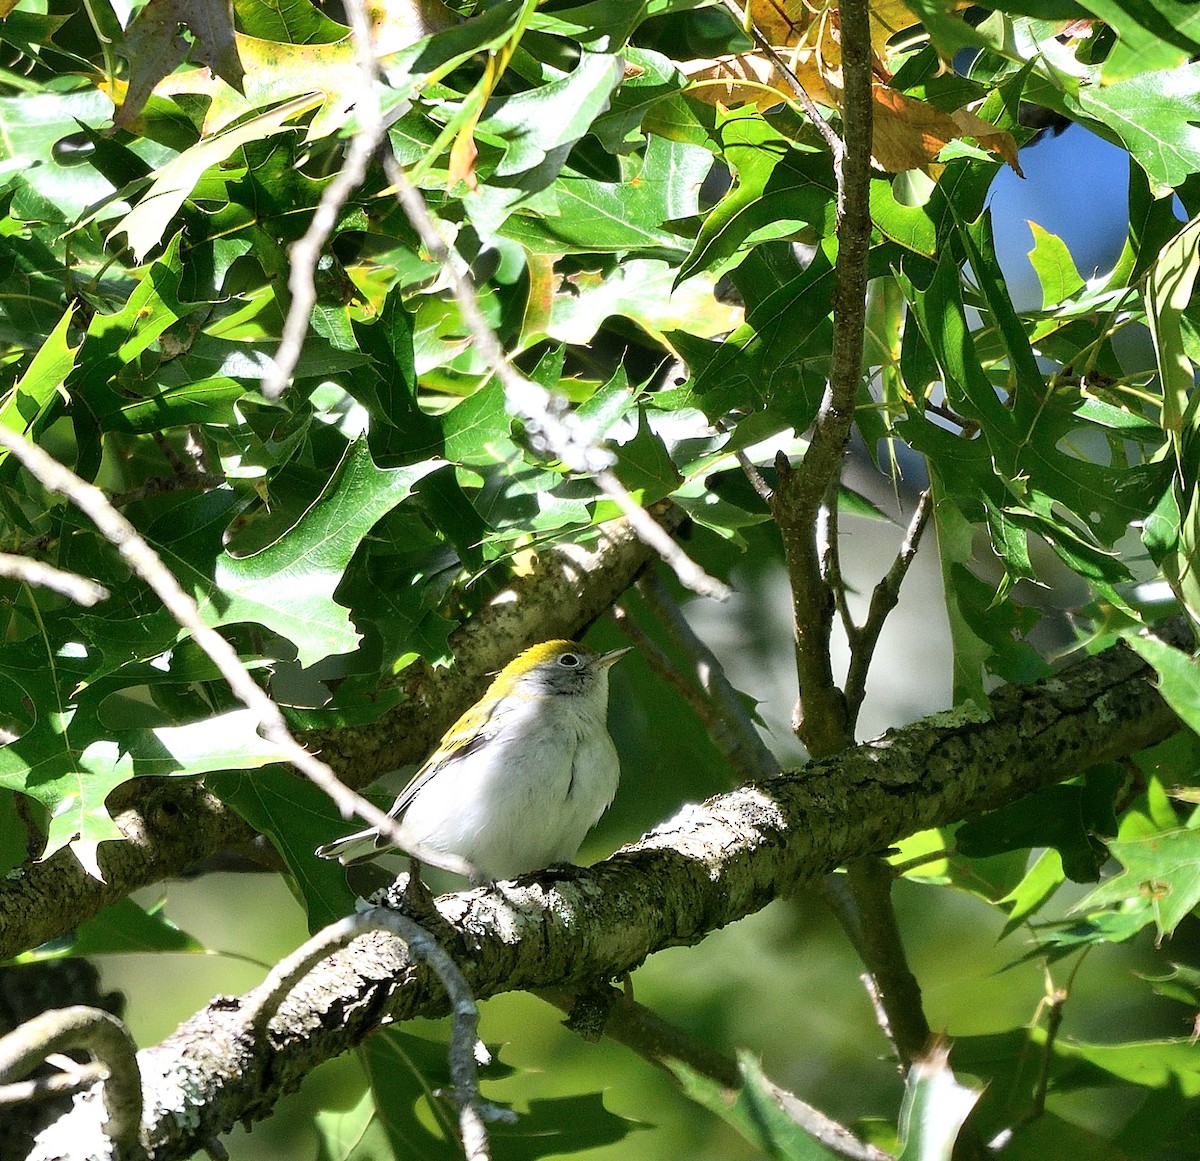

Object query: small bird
[316,639,630,882]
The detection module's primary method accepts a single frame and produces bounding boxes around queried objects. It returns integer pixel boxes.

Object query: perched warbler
[316,639,630,882]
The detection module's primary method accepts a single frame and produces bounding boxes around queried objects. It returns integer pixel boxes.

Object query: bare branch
[736,0,932,1087]
[0,554,109,606]
[107,466,223,509]
[0,1006,142,1158]
[612,599,778,784]
[380,153,729,601]
[842,858,931,1066]
[843,490,933,727]
[736,449,775,503]
[264,0,384,399]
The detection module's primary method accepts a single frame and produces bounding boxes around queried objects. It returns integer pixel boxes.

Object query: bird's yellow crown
[486,639,583,694]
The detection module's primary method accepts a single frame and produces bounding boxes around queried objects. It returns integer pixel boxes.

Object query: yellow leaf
[681,50,830,111]
[143,0,455,141]
[448,127,479,191]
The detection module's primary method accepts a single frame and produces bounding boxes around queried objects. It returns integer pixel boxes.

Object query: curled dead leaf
[682,50,829,111]
[951,107,1023,176]
[871,85,1022,176]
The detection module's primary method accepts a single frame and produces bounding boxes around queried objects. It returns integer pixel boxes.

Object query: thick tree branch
[0,510,681,961]
[32,623,1184,1159]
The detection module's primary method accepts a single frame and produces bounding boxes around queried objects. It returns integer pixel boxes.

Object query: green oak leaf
[1076,827,1200,940]
[149,439,440,667]
[1026,221,1086,308]
[0,640,284,872]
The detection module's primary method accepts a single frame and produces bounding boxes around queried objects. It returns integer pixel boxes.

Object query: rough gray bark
[32,623,1185,1160]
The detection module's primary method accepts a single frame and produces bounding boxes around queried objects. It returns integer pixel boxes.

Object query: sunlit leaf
[897,1047,981,1161]
[149,440,440,666]
[111,95,320,262]
[114,0,245,129]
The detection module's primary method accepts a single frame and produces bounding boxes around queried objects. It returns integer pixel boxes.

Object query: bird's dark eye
[558,653,580,667]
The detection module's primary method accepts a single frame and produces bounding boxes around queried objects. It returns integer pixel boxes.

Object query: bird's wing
[384,692,509,820]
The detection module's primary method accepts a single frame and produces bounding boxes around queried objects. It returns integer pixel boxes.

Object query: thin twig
[380,152,729,601]
[0,554,109,606]
[0,1006,143,1158]
[988,972,1071,1149]
[151,430,186,475]
[108,467,223,508]
[264,0,384,400]
[819,479,858,646]
[611,607,719,729]
[717,0,843,162]
[887,845,956,876]
[843,489,932,728]
[634,571,780,780]
[243,907,515,1161]
[736,449,775,503]
[0,1062,108,1105]
[714,416,776,504]
[0,424,470,877]
[821,868,930,1068]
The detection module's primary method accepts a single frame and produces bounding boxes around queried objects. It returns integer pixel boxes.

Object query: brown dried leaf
[870,85,961,172]
[950,107,1023,175]
[870,86,1024,175]
[681,50,829,111]
[747,0,810,47]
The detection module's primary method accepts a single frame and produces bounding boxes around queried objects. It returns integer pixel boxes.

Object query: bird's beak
[596,646,633,670]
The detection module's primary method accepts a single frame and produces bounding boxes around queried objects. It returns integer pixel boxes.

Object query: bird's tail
[314,828,383,865]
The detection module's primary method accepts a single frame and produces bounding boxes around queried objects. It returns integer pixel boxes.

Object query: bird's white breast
[396,683,619,880]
